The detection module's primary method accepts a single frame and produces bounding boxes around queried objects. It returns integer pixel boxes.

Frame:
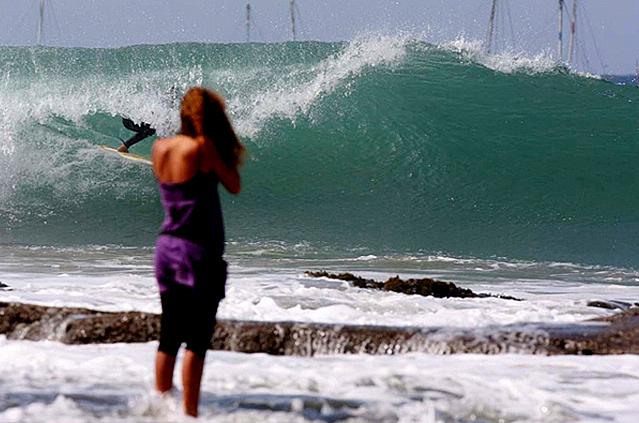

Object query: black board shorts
[159,284,223,358]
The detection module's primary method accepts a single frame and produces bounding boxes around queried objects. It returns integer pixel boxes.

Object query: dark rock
[545,308,639,355]
[0,302,104,341]
[305,271,522,301]
[484,293,522,301]
[382,275,478,298]
[65,312,161,344]
[0,281,10,290]
[587,300,638,310]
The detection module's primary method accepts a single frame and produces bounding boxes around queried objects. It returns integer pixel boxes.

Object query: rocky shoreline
[1,301,638,356]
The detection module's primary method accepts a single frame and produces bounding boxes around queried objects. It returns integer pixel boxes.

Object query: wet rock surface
[586,300,639,310]
[304,271,521,301]
[545,307,639,355]
[0,302,160,343]
[1,301,638,356]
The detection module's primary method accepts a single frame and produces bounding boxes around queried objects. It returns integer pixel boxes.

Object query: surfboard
[100,145,152,166]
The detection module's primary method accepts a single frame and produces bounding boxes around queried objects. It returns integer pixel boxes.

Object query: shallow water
[1,338,638,423]
[2,244,638,329]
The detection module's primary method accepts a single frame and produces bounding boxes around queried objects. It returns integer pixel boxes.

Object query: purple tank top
[158,172,225,256]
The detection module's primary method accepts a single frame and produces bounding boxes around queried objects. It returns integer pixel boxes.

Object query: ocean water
[1,36,638,266]
[1,35,639,421]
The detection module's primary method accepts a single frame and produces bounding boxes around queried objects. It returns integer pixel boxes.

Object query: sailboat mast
[289,0,297,41]
[246,1,251,43]
[568,0,577,66]
[558,0,564,62]
[486,0,497,53]
[37,0,45,45]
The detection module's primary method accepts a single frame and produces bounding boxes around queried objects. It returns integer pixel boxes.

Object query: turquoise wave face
[0,38,637,266]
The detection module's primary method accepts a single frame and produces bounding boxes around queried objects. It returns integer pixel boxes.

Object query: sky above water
[0,0,637,74]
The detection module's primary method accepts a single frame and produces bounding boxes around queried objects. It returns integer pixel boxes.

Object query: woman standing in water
[152,87,243,417]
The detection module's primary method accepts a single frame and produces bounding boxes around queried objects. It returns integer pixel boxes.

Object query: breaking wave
[1,35,637,266]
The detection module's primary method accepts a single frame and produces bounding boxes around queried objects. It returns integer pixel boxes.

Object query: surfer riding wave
[116,86,181,153]
[117,118,156,153]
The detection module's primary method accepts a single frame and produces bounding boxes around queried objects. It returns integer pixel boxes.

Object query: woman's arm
[202,139,241,194]
[214,159,241,194]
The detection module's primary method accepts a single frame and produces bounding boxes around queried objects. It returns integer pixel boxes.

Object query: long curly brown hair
[180,87,245,168]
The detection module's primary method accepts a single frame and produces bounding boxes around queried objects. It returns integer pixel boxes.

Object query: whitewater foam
[0,339,638,422]
[441,35,558,74]
[3,245,637,329]
[229,35,410,138]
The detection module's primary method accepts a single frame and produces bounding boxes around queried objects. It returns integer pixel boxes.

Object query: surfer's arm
[118,125,156,152]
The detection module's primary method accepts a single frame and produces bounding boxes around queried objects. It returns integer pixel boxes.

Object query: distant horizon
[1,0,637,74]
[1,39,637,79]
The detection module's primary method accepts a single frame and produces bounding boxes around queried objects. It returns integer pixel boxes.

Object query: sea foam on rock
[304,271,521,300]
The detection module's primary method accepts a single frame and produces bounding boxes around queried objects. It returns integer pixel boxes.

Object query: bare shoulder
[152,135,201,182]
[153,136,197,158]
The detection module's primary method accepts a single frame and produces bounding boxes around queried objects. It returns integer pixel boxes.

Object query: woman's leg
[179,258,224,417]
[156,287,184,394]
[155,350,177,392]
[181,303,215,417]
[182,350,205,417]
